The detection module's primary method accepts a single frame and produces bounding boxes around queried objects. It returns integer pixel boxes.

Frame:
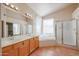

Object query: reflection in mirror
[6,22,21,37]
[6,22,13,37]
[22,24,27,35]
[27,24,33,34]
[13,23,21,36]
[1,21,33,38]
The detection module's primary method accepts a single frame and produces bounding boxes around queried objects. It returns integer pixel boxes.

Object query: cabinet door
[13,42,23,56]
[19,46,27,56]
[2,45,18,56]
[30,38,35,53]
[24,39,30,55]
[34,37,39,48]
[19,40,30,56]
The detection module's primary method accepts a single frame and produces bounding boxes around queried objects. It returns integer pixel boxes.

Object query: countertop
[1,35,38,48]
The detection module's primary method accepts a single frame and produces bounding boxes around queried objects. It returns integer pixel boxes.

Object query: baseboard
[39,40,56,47]
[39,42,79,51]
[55,44,79,51]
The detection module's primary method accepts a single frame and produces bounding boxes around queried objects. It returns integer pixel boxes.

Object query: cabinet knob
[22,42,24,45]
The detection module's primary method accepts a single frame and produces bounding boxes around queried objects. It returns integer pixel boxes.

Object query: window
[43,19,55,35]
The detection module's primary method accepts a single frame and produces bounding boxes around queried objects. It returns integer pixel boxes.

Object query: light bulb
[15,7,18,10]
[27,13,29,16]
[10,4,14,8]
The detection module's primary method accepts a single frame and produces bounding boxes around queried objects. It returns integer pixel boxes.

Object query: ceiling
[27,3,71,17]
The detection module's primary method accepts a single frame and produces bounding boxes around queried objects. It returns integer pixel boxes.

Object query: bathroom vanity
[2,35,39,56]
[0,4,39,56]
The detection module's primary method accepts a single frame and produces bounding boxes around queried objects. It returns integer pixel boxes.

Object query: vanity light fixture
[26,13,29,16]
[3,3,19,11]
[5,3,9,6]
[29,15,32,17]
[25,13,28,16]
[25,13,32,17]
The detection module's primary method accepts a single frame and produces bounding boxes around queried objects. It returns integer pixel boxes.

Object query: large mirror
[0,21,33,38]
[6,22,21,37]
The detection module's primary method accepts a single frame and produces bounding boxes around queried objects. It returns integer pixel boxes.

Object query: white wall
[43,4,77,21]
[35,16,42,35]
[39,40,56,47]
[72,7,79,19]
[56,22,63,44]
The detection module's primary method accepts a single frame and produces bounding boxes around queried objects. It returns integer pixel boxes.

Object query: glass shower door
[63,20,76,46]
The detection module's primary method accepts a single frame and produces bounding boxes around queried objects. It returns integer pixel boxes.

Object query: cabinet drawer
[2,45,13,52]
[24,39,29,46]
[13,41,24,49]
[2,45,14,56]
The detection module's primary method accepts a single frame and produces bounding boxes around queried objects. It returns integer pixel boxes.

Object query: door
[63,20,76,46]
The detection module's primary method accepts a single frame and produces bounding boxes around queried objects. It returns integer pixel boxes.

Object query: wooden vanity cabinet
[30,37,39,53]
[13,40,30,56]
[29,38,36,53]
[19,40,30,56]
[24,39,30,55]
[2,45,18,56]
[34,37,39,49]
[2,36,39,56]
[13,41,23,56]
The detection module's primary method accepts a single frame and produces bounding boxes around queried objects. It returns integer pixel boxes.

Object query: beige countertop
[1,35,38,48]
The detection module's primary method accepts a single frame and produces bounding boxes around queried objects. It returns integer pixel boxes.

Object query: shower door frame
[56,19,77,48]
[62,19,77,48]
